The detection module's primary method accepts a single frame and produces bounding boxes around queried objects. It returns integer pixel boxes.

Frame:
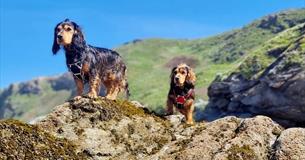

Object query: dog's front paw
[87,92,98,99]
[186,121,194,126]
[73,95,83,100]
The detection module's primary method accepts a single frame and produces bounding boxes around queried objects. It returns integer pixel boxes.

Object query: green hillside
[117,8,305,110]
[0,8,305,121]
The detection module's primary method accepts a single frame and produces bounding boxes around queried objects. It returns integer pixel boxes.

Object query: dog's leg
[74,78,84,100]
[104,81,114,100]
[104,83,119,100]
[184,99,194,125]
[166,98,174,115]
[87,74,100,98]
[121,79,130,99]
[110,86,119,100]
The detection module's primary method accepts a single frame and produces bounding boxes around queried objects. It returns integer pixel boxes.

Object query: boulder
[204,23,305,127]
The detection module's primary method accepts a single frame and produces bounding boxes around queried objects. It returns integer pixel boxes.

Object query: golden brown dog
[166,63,196,125]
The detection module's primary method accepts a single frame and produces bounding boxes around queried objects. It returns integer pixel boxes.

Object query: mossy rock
[69,97,170,126]
[227,144,257,160]
[0,119,86,159]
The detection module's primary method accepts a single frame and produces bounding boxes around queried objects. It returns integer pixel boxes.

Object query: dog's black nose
[57,35,63,39]
[175,77,179,81]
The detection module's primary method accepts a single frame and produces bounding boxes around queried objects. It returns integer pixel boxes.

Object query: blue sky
[0,0,304,88]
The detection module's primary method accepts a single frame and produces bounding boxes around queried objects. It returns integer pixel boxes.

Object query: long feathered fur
[52,19,130,99]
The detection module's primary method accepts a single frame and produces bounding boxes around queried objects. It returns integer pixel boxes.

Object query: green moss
[233,23,305,79]
[227,144,257,160]
[238,55,268,79]
[71,98,171,127]
[0,119,86,159]
[283,53,305,69]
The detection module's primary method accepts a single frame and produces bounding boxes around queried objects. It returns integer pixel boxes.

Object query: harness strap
[68,61,86,82]
[174,88,194,109]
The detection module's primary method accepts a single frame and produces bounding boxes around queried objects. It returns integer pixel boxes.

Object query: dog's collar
[68,61,88,82]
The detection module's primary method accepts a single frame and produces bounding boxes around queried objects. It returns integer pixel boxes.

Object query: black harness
[68,61,89,83]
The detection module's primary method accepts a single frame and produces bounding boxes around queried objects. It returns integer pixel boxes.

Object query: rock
[164,114,185,127]
[273,128,305,160]
[204,23,305,127]
[0,119,84,159]
[227,101,240,112]
[19,80,41,95]
[1,98,305,159]
[215,98,230,110]
[165,116,283,160]
[36,98,174,159]
[258,15,286,33]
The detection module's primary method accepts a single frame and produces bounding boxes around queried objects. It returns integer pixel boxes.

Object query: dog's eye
[173,71,177,74]
[181,71,186,74]
[66,27,72,31]
[56,28,61,32]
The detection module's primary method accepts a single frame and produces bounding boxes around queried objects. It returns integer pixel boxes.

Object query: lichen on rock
[0,119,85,159]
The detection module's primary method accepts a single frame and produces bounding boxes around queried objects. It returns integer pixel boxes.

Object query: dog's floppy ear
[170,67,177,84]
[52,23,60,55]
[52,22,61,55]
[186,66,196,85]
[71,21,85,47]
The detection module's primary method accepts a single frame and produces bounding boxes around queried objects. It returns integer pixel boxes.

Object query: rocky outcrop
[203,23,305,127]
[0,119,84,159]
[1,98,304,159]
[273,128,305,160]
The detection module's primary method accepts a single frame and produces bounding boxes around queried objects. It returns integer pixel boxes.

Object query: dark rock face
[258,15,286,33]
[19,80,42,95]
[203,24,305,127]
[49,72,75,91]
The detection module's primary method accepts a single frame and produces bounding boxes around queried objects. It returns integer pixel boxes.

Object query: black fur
[168,66,195,101]
[52,19,130,98]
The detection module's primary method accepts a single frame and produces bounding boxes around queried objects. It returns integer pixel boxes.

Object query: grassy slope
[116,8,305,110]
[2,81,71,121]
[1,8,305,121]
[237,23,305,79]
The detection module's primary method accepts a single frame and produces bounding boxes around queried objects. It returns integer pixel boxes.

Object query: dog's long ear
[170,67,177,85]
[52,23,60,55]
[71,22,85,47]
[186,66,196,85]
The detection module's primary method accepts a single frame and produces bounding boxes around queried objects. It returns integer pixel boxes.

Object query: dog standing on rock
[166,63,196,125]
[52,19,129,100]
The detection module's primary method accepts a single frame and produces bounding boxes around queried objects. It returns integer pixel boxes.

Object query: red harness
[174,89,194,109]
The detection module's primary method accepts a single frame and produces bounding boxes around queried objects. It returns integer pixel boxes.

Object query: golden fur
[166,63,196,125]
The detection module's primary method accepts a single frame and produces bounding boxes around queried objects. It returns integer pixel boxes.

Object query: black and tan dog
[166,63,196,125]
[52,19,129,100]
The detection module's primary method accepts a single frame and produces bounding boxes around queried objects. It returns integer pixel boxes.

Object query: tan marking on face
[173,64,188,86]
[56,24,75,46]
